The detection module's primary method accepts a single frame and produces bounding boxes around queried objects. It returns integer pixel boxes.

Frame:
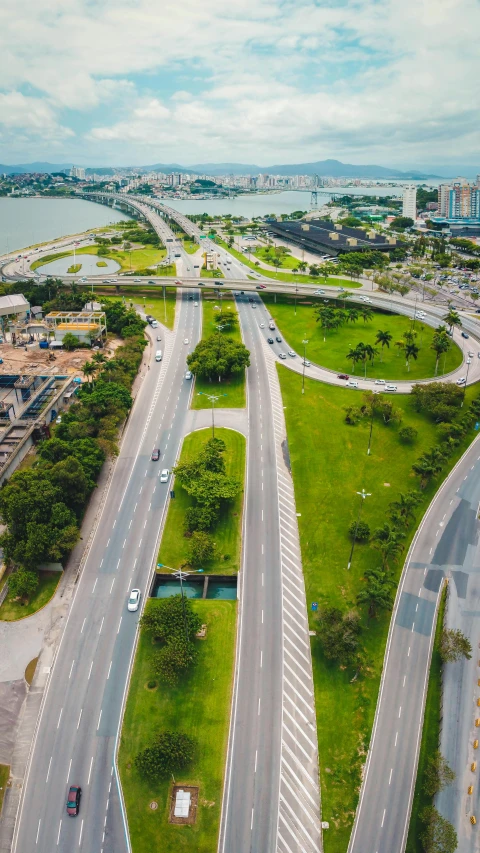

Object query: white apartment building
[402,185,417,219]
[71,166,86,180]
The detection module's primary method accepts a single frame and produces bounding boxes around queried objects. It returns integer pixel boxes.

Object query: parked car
[66,786,81,817]
[127,589,141,612]
[151,449,161,461]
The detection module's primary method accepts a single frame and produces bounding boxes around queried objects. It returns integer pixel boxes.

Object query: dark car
[337,373,350,380]
[276,336,282,343]
[66,785,81,817]
[151,449,161,461]
[267,337,274,344]
[462,332,470,339]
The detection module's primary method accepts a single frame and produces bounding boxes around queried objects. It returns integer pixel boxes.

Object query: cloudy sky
[0,0,478,168]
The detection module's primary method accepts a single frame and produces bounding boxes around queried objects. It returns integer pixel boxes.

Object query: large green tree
[187,333,250,381]
[135,731,196,781]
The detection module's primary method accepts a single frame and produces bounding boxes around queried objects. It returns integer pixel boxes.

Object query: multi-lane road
[12,291,201,853]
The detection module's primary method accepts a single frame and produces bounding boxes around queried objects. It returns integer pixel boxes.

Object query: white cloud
[0,0,479,164]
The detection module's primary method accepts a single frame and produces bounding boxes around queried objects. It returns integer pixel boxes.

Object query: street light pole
[302,339,309,394]
[461,358,471,407]
[347,489,371,570]
[197,393,227,438]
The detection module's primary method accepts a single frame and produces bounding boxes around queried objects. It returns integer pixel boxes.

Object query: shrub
[189,531,215,566]
[135,731,196,781]
[398,426,418,444]
[316,606,362,667]
[348,520,370,541]
[8,569,39,600]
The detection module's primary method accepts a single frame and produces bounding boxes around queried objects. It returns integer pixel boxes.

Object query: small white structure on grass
[174,789,191,818]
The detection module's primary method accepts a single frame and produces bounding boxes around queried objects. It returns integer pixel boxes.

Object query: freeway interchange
[5,194,480,853]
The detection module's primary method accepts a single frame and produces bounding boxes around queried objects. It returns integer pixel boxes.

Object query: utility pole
[347,489,371,570]
[302,339,309,394]
[197,392,227,438]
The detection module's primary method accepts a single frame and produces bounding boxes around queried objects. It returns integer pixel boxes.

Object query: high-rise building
[437,177,480,220]
[402,185,417,219]
[70,166,85,180]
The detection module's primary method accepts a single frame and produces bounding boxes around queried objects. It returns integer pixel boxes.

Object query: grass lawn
[200,268,223,279]
[253,245,302,270]
[277,368,479,853]
[97,260,107,267]
[118,598,236,853]
[0,764,9,815]
[121,291,177,331]
[159,428,245,575]
[67,263,81,274]
[32,244,175,275]
[183,241,200,255]
[0,571,60,622]
[406,585,446,852]
[192,294,246,409]
[216,239,361,287]
[263,294,462,381]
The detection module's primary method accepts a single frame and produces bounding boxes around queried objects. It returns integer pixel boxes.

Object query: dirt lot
[0,339,122,375]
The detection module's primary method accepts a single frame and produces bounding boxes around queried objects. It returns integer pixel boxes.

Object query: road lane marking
[395,731,398,746]
[36,819,41,844]
[408,647,411,656]
[57,708,63,728]
[99,616,104,633]
[88,757,94,784]
[412,623,415,632]
[389,768,393,785]
[77,709,83,729]
[262,573,264,586]
[81,617,86,633]
[66,758,72,782]
[258,698,261,715]
[56,820,61,845]
[78,819,84,846]
[88,661,93,680]
[260,651,263,668]
[398,706,402,718]
[46,756,52,783]
[117,616,122,634]
[113,520,116,528]
[97,710,102,730]
[262,609,264,623]
[69,660,75,679]
[92,578,98,594]
[107,660,112,679]
[381,809,386,828]
[100,559,103,567]
[403,675,406,686]
[106,538,110,547]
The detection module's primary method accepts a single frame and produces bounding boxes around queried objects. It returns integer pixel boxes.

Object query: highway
[12,289,201,852]
[348,436,480,853]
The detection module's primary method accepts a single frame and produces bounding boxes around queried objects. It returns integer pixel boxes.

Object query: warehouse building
[264,218,398,257]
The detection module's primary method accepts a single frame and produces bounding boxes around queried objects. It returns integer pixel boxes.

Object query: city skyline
[0,0,479,166]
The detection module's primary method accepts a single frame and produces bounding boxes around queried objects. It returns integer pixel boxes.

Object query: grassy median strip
[263,294,462,380]
[277,368,478,853]
[192,293,246,409]
[158,427,245,575]
[121,290,177,331]
[0,571,60,622]
[0,764,9,815]
[406,584,447,853]
[118,598,236,853]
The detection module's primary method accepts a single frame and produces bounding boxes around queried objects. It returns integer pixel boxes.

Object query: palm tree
[82,360,97,385]
[371,523,405,570]
[394,339,405,358]
[405,342,419,372]
[412,448,446,488]
[298,261,307,274]
[363,343,378,373]
[376,329,392,362]
[101,360,118,382]
[443,306,461,333]
[388,491,422,527]
[347,307,359,324]
[314,306,337,341]
[357,568,395,618]
[346,345,363,374]
[360,306,373,324]
[431,330,450,376]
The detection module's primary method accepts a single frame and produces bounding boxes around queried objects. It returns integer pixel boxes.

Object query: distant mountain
[0,162,73,175]
[0,157,446,179]
[143,158,440,179]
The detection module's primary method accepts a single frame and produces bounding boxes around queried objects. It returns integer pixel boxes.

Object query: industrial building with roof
[264,218,398,257]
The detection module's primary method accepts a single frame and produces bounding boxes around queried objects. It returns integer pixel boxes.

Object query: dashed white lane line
[76,708,82,729]
[110,578,115,593]
[99,616,104,634]
[117,616,122,634]
[97,710,103,730]
[258,697,261,715]
[57,708,63,729]
[66,758,72,783]
[56,820,61,846]
[395,731,398,746]
[36,819,41,844]
[398,706,402,718]
[81,618,86,634]
[88,661,93,680]
[88,756,94,785]
[69,660,75,679]
[107,660,112,679]
[381,809,386,828]
[389,768,393,785]
[92,578,98,594]
[78,819,84,846]
[46,756,52,783]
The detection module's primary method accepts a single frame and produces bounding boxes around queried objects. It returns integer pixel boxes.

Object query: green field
[0,764,9,815]
[253,245,302,270]
[67,263,81,274]
[192,294,246,409]
[119,598,236,853]
[278,368,478,853]
[216,239,360,287]
[263,294,462,380]
[406,585,446,852]
[183,241,200,255]
[0,571,60,622]
[158,428,245,574]
[121,291,177,331]
[32,244,176,275]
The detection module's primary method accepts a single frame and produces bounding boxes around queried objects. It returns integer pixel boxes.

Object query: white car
[194,302,198,306]
[185,371,193,380]
[160,468,170,482]
[374,379,386,385]
[134,278,142,282]
[260,323,265,328]
[127,589,141,612]
[385,384,398,392]
[457,377,466,385]
[279,353,287,359]
[288,351,296,358]
[347,380,359,389]
[467,358,472,365]
[302,359,311,366]
[184,338,189,345]
[314,289,325,295]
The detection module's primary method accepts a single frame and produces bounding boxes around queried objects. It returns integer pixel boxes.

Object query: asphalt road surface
[349,435,480,853]
[12,291,201,853]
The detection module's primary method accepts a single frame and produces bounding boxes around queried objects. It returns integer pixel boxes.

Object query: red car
[337,374,349,380]
[66,785,81,816]
[151,449,161,461]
